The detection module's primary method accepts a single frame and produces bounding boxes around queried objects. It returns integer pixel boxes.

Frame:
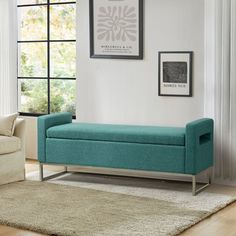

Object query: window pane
[18,0,47,5]
[50,80,76,115]
[18,42,47,77]
[18,6,47,41]
[50,4,76,40]
[50,42,76,78]
[18,79,48,113]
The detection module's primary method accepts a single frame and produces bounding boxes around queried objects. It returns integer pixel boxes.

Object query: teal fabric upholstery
[38,112,72,162]
[185,118,214,174]
[38,113,214,176]
[46,139,186,173]
[47,123,185,146]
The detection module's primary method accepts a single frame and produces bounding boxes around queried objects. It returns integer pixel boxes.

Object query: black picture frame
[158,51,193,97]
[89,0,143,60]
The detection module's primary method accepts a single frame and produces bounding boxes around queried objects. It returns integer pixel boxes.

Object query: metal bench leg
[39,163,67,181]
[39,163,43,181]
[192,168,212,196]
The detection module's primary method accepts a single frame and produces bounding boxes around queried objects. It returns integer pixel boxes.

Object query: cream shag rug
[0,171,234,236]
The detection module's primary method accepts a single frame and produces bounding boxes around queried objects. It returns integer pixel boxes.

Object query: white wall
[23,117,37,160]
[77,0,205,127]
[26,0,205,159]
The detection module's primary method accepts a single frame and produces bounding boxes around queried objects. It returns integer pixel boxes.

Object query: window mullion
[17,1,76,117]
[47,0,50,114]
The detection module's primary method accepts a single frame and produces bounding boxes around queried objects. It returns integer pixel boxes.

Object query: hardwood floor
[1,160,236,236]
[181,201,236,236]
[0,225,45,236]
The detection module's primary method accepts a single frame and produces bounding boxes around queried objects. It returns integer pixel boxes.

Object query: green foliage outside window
[18,2,76,115]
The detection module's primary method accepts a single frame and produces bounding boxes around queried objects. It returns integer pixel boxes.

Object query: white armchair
[0,118,26,185]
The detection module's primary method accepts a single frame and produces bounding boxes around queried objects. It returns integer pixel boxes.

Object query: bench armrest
[185,118,214,174]
[38,112,72,163]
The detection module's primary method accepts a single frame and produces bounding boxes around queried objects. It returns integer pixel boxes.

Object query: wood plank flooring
[1,160,236,236]
[0,225,44,236]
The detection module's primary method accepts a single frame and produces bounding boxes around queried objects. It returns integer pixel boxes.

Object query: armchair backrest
[14,118,26,153]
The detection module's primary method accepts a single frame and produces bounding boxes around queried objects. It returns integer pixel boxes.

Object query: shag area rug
[0,172,235,236]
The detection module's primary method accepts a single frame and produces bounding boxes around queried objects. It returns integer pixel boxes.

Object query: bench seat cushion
[47,123,185,146]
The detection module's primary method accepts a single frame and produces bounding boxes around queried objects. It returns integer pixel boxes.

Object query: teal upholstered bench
[38,112,214,195]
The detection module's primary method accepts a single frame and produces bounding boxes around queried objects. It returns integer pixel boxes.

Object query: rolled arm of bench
[185,118,214,174]
[38,112,72,163]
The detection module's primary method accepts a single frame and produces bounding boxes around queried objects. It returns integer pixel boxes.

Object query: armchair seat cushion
[0,136,21,155]
[47,123,185,146]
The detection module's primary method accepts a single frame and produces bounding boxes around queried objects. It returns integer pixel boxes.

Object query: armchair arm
[38,112,72,163]
[14,118,26,154]
[185,118,214,174]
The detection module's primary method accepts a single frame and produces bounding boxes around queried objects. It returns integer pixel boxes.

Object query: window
[17,0,76,116]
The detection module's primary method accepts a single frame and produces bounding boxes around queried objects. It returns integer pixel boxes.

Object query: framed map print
[158,51,193,97]
[89,0,143,59]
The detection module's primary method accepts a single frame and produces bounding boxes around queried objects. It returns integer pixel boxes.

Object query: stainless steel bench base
[39,163,212,196]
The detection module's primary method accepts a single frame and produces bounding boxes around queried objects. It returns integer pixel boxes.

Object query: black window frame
[17,0,76,118]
